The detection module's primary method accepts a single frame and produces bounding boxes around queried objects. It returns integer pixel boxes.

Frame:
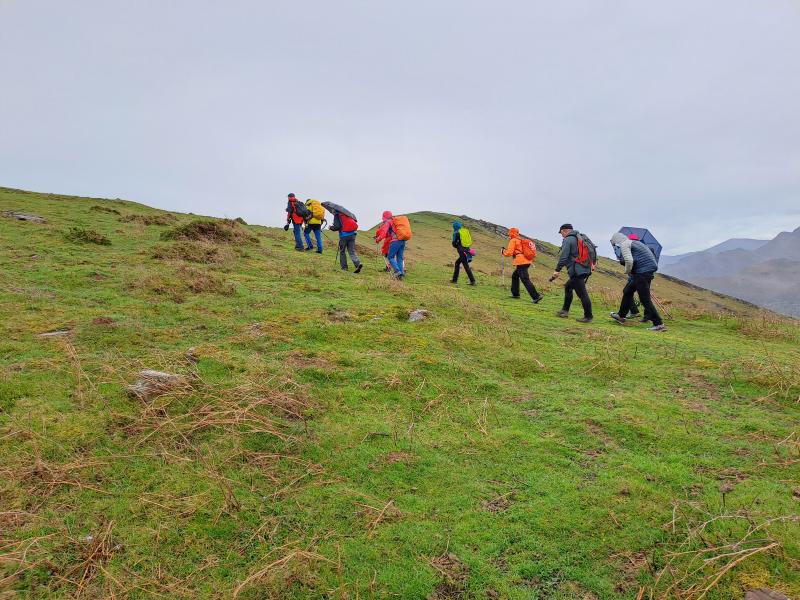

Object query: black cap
[558,223,573,232]
[288,193,295,198]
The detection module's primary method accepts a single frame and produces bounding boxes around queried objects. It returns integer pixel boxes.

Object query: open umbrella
[617,226,662,263]
[321,202,357,221]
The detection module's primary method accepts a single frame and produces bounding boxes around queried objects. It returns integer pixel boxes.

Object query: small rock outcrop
[2,211,46,223]
[127,370,187,401]
[408,309,430,322]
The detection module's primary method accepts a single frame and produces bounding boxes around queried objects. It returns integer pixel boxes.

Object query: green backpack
[459,227,473,248]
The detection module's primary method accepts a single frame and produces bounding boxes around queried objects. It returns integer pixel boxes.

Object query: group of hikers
[285,194,666,332]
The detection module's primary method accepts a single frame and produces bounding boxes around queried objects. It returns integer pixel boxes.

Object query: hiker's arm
[620,243,634,274]
[554,239,572,272]
[502,240,515,257]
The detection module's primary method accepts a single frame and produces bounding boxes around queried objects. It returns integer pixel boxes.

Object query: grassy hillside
[1,186,799,599]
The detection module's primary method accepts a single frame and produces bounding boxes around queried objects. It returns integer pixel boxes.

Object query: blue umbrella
[616,226,663,263]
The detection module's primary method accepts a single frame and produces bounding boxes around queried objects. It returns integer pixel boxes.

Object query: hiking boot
[626,312,639,319]
[641,317,652,324]
[397,274,404,280]
[509,295,521,300]
[450,280,458,284]
[556,310,569,318]
[354,264,363,274]
[610,312,626,324]
[316,250,323,254]
[649,324,667,332]
[295,247,305,252]
[468,281,476,286]
[305,246,313,251]
[533,295,543,304]
[576,317,593,323]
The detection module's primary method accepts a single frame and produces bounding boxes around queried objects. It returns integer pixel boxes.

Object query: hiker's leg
[292,223,303,249]
[303,227,313,249]
[519,265,540,300]
[388,241,403,275]
[347,237,361,268]
[635,275,662,326]
[452,255,462,282]
[511,266,521,297]
[462,252,476,283]
[562,278,575,311]
[574,275,593,319]
[396,241,406,275]
[313,226,323,251]
[618,280,636,316]
[338,238,348,269]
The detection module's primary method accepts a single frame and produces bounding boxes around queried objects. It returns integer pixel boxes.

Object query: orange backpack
[520,239,537,261]
[392,215,412,241]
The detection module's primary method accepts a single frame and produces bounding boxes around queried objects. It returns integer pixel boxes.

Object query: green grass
[1,186,799,599]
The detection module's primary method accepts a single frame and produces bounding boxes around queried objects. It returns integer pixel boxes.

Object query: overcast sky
[2,1,798,254]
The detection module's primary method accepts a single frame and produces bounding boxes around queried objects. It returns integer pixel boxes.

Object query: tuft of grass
[151,241,230,264]
[120,213,178,226]
[64,227,111,245]
[89,205,121,215]
[161,218,258,245]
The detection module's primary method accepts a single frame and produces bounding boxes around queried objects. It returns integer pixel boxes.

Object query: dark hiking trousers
[618,273,662,326]
[622,278,650,319]
[452,247,475,283]
[511,265,540,300]
[338,235,361,270]
[563,274,593,318]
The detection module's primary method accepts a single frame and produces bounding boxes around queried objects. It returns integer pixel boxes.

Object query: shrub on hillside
[151,241,229,264]
[121,213,178,226]
[161,219,258,244]
[90,205,121,215]
[64,227,111,245]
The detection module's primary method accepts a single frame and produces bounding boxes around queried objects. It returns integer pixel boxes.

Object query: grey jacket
[611,232,658,275]
[555,230,592,278]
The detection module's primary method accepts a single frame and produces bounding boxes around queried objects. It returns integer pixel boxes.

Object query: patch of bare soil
[428,553,468,599]
[482,491,514,513]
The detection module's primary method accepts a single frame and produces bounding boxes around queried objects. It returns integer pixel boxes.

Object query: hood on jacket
[611,232,629,247]
[382,211,393,220]
[452,221,462,231]
[509,227,520,238]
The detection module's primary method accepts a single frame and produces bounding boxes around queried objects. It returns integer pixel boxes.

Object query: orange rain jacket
[502,227,532,266]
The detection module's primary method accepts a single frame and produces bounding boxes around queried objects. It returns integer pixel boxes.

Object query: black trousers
[452,247,475,283]
[618,273,662,326]
[622,278,650,319]
[511,265,540,300]
[563,274,593,318]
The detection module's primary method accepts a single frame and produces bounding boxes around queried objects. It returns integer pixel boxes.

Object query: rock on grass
[127,370,187,401]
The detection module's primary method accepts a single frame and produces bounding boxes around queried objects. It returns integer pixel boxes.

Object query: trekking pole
[652,293,673,320]
[500,252,506,288]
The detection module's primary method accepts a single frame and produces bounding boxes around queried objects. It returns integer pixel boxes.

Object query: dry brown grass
[121,213,178,226]
[161,219,258,245]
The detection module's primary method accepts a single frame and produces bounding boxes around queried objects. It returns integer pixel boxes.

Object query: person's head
[509,227,520,239]
[383,210,393,220]
[627,233,639,240]
[452,221,462,231]
[288,193,296,200]
[558,223,573,238]
[611,232,628,247]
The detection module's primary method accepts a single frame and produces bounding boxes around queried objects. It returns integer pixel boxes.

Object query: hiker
[501,228,542,302]
[325,203,362,273]
[374,211,411,279]
[619,233,651,322]
[551,224,594,323]
[303,199,325,253]
[609,232,666,331]
[284,193,305,251]
[450,221,476,285]
[375,211,399,274]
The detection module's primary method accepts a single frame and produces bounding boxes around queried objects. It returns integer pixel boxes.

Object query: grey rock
[746,590,791,600]
[38,329,72,338]
[408,309,430,322]
[2,211,46,224]
[127,370,187,401]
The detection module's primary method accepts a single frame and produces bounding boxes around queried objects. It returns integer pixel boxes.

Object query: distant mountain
[660,227,800,317]
[659,238,769,267]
